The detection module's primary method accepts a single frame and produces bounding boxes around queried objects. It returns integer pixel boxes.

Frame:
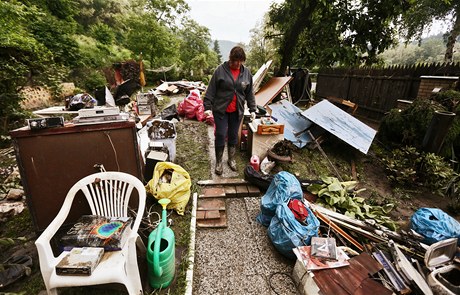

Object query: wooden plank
[197,198,226,211]
[201,186,226,198]
[197,179,248,186]
[311,208,364,251]
[197,211,227,228]
[235,185,248,197]
[247,185,261,197]
[196,211,206,220]
[204,210,221,220]
[255,77,293,107]
[312,253,392,295]
[224,186,237,198]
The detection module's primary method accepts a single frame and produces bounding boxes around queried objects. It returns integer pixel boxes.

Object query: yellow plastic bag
[145,162,191,215]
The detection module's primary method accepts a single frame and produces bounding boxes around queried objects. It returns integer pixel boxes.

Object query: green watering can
[147,198,175,289]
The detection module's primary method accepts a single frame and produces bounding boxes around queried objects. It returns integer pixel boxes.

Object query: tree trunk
[275,0,319,77]
[444,10,460,63]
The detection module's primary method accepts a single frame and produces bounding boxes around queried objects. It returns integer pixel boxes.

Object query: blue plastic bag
[256,171,303,226]
[410,208,460,245]
[268,203,319,259]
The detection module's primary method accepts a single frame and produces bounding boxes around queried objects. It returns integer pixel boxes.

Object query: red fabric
[288,199,309,222]
[226,68,240,113]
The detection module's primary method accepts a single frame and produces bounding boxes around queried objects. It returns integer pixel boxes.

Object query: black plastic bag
[160,104,179,121]
[244,165,274,191]
[113,79,140,106]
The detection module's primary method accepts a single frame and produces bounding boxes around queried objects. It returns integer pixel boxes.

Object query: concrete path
[191,126,299,294]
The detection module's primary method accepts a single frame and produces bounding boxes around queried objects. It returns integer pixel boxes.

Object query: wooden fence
[316,63,460,121]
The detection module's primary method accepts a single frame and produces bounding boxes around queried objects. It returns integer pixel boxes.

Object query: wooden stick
[307,130,343,181]
[312,208,364,251]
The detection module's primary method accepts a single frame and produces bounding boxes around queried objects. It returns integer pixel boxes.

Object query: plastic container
[147,199,176,289]
[147,120,177,162]
[250,155,260,172]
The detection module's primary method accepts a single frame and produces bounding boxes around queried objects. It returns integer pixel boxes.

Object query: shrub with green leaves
[444,173,460,213]
[382,146,420,184]
[383,146,455,193]
[379,96,459,159]
[308,176,396,230]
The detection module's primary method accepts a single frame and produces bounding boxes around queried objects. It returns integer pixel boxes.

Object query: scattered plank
[196,210,221,220]
[224,186,237,198]
[197,199,226,211]
[200,186,226,198]
[247,185,261,197]
[197,179,248,186]
[235,185,249,197]
[197,211,227,228]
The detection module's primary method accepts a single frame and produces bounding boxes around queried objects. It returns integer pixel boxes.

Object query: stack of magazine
[293,237,350,270]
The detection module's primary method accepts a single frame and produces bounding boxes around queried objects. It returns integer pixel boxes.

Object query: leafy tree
[144,0,189,28]
[73,0,129,31]
[400,0,460,63]
[246,18,279,73]
[90,23,116,45]
[190,53,209,77]
[44,0,77,20]
[29,16,80,67]
[178,18,216,78]
[0,1,53,140]
[123,14,179,71]
[213,40,222,64]
[266,1,407,75]
[379,35,460,65]
[379,43,425,65]
[267,0,319,75]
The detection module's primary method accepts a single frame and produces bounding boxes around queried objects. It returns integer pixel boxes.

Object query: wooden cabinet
[10,121,143,232]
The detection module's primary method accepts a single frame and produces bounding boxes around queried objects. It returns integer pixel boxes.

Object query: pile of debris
[289,202,460,295]
[153,81,206,96]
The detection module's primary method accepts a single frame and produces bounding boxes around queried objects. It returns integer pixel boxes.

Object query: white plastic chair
[35,172,146,295]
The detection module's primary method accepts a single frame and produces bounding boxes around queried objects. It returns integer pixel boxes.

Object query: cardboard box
[136,92,155,105]
[138,104,153,115]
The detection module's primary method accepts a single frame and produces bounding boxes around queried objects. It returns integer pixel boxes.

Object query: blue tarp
[268,100,312,148]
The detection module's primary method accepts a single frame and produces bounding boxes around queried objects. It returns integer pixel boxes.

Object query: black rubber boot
[215,146,224,175]
[227,145,237,171]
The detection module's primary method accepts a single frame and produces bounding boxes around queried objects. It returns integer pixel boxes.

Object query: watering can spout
[153,198,170,277]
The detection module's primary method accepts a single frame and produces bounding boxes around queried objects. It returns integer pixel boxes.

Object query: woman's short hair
[229,46,246,62]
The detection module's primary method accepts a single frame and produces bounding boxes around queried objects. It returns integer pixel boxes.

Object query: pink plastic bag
[177,90,204,120]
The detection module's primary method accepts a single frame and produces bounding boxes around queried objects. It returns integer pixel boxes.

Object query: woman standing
[204,46,257,175]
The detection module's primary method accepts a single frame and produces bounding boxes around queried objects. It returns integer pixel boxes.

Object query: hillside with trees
[0,0,218,146]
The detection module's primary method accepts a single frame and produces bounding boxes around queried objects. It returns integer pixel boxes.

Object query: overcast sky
[185,0,279,44]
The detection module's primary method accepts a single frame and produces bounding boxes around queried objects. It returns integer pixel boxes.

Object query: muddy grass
[1,110,459,294]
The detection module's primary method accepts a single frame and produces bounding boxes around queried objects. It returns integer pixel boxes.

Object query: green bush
[383,146,455,193]
[379,97,459,159]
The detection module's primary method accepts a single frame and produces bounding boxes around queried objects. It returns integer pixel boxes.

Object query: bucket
[250,155,260,172]
[146,198,176,289]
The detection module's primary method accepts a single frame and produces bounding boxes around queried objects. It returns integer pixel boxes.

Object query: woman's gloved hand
[250,112,256,121]
[204,110,212,117]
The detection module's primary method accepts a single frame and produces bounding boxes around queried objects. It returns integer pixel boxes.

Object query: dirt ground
[358,155,459,227]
